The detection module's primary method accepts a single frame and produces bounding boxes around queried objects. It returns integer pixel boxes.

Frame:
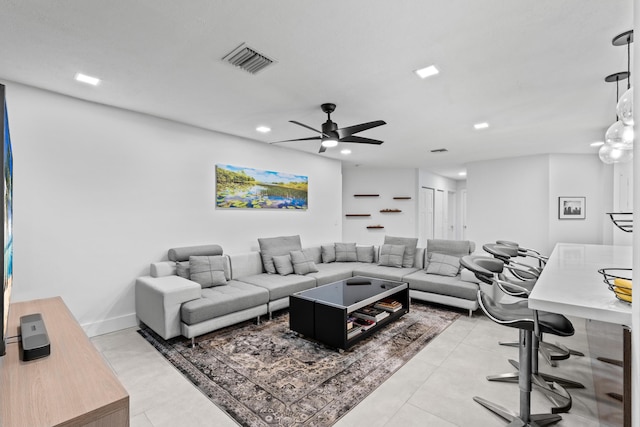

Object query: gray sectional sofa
[135,236,479,344]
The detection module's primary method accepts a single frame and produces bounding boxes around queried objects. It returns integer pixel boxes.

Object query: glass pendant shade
[616,87,634,125]
[599,142,633,164]
[604,120,634,149]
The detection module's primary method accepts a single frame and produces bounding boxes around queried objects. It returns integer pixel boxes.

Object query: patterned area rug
[138,302,460,426]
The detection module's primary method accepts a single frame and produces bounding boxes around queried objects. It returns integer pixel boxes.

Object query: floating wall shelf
[354,194,380,197]
[366,225,384,229]
[380,209,402,213]
[345,214,371,217]
[393,197,411,200]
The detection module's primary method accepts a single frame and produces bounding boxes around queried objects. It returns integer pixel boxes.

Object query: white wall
[342,167,417,245]
[467,154,614,255]
[548,154,613,248]
[7,83,343,336]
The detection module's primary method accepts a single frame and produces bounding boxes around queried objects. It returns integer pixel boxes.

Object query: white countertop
[528,243,632,326]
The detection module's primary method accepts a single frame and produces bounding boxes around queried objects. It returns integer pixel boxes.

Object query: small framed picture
[558,197,586,220]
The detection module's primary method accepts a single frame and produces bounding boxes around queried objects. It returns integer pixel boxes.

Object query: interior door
[420,187,435,244]
[434,189,445,239]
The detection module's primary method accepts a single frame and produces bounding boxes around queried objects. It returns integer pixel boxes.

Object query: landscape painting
[216,164,308,210]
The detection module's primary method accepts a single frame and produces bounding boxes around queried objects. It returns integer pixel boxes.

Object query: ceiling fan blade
[318,144,327,153]
[340,135,384,145]
[337,120,386,138]
[290,120,330,138]
[270,136,322,144]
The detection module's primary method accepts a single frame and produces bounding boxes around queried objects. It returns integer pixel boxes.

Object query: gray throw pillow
[356,245,375,263]
[378,244,405,268]
[384,235,418,268]
[176,261,190,278]
[273,255,294,276]
[321,244,336,263]
[425,252,461,277]
[189,255,229,288]
[335,242,357,262]
[290,250,319,275]
[258,235,302,274]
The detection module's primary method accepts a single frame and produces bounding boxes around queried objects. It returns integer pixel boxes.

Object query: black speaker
[20,313,51,361]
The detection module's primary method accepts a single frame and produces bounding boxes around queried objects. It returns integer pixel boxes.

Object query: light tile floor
[91,309,624,427]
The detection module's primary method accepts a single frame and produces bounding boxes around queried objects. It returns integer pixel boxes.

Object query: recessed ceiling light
[473,122,489,130]
[74,73,100,86]
[341,149,352,155]
[415,65,439,79]
[256,126,271,133]
[458,171,467,177]
[590,141,604,147]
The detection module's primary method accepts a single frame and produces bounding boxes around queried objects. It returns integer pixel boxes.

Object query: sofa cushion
[189,256,229,288]
[321,244,336,263]
[425,253,461,277]
[307,263,357,286]
[384,236,418,268]
[356,245,375,263]
[180,280,269,325]
[378,244,405,268]
[426,239,472,258]
[258,235,302,274]
[290,250,319,275]
[352,264,418,281]
[303,247,322,264]
[403,270,478,301]
[239,273,316,301]
[168,244,223,262]
[335,243,357,262]
[272,255,294,276]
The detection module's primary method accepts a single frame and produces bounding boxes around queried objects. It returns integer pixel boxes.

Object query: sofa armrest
[135,275,201,340]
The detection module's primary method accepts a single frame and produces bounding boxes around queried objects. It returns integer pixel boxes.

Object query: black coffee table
[289,276,409,350]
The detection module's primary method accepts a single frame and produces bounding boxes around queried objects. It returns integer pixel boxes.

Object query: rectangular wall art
[216,164,308,210]
[558,196,585,220]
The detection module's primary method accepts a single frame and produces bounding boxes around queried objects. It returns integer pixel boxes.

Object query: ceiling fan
[272,103,386,153]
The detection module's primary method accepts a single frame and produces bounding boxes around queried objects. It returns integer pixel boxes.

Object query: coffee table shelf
[289,276,409,350]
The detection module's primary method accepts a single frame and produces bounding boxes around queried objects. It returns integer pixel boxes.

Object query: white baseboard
[82,312,139,338]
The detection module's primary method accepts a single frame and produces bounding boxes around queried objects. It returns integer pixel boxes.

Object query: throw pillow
[272,255,294,276]
[176,261,190,279]
[321,244,336,263]
[384,235,418,268]
[258,235,302,274]
[189,255,229,288]
[425,252,461,277]
[378,244,405,268]
[290,250,319,275]
[356,245,375,263]
[335,242,358,262]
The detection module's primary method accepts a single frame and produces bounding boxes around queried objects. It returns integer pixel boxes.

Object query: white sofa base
[181,304,268,342]
[410,289,478,316]
[268,297,290,317]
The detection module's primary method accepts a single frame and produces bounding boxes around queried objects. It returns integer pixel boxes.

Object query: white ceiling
[0,0,634,178]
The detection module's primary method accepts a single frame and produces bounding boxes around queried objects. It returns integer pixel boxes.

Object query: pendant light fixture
[615,30,634,126]
[599,30,634,164]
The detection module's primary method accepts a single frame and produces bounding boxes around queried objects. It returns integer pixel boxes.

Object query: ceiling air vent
[430,148,448,153]
[222,43,276,75]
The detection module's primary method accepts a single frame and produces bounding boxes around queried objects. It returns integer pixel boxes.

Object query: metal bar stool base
[473,397,562,426]
[506,359,585,389]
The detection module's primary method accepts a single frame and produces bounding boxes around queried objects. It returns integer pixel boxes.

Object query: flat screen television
[1,83,13,357]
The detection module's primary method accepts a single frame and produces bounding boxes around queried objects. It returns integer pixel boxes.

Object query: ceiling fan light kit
[271,103,386,153]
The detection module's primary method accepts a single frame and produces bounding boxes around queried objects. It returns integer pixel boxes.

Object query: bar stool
[483,243,585,367]
[461,255,575,419]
